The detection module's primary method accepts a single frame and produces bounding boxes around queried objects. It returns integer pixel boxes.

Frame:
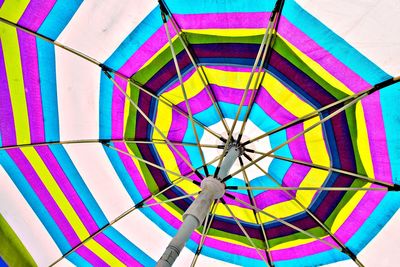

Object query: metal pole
[157,144,241,266]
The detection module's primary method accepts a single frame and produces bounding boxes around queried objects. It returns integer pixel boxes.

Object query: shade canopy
[0,0,399,266]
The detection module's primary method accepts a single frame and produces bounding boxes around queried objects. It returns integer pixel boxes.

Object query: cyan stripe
[104,227,156,266]
[49,145,108,228]
[0,151,70,253]
[36,39,59,142]
[38,0,83,40]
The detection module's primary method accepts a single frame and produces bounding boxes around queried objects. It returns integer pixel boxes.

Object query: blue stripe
[38,0,83,40]
[0,151,70,253]
[37,38,59,142]
[104,227,155,266]
[49,145,108,228]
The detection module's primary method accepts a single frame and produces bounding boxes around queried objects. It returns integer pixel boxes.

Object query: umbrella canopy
[0,0,399,266]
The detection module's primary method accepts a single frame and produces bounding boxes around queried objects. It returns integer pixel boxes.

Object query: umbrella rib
[123,139,221,149]
[241,153,365,266]
[48,179,182,266]
[238,157,274,266]
[243,75,400,146]
[236,0,285,144]
[225,193,340,250]
[103,143,196,182]
[190,200,219,267]
[128,81,224,141]
[246,151,397,189]
[140,192,200,208]
[162,12,209,176]
[222,202,270,267]
[161,2,230,135]
[0,17,224,144]
[223,86,393,182]
[214,0,282,178]
[103,71,201,178]
[227,186,388,192]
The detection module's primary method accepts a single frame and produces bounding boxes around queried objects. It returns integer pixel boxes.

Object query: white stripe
[0,165,61,266]
[113,209,238,266]
[55,47,100,141]
[57,0,158,62]
[63,143,134,221]
[297,0,400,76]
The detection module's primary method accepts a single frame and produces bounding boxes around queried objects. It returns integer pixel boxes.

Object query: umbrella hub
[200,176,226,199]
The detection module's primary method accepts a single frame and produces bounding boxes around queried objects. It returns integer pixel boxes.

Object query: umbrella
[0,0,399,266]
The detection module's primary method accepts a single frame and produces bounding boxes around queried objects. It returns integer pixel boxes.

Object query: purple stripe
[111,76,127,139]
[176,89,213,117]
[254,190,293,209]
[35,146,99,234]
[174,12,270,29]
[255,86,298,125]
[17,30,45,144]
[18,0,56,31]
[361,94,392,182]
[94,233,141,266]
[7,149,80,246]
[162,67,196,94]
[0,41,17,146]
[168,110,188,141]
[278,17,371,93]
[76,245,109,266]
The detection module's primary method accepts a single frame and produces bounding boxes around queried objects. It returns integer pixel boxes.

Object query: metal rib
[222,202,270,266]
[162,13,208,175]
[165,11,230,134]
[239,157,273,266]
[49,179,183,266]
[103,71,200,176]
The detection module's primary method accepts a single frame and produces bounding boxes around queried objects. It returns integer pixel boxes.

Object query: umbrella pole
[157,144,241,267]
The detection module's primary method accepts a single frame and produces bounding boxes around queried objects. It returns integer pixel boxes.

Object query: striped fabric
[1,0,399,266]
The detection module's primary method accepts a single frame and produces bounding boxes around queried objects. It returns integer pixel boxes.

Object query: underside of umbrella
[0,0,400,266]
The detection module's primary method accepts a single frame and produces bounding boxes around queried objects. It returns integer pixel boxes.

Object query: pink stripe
[278,17,371,93]
[94,233,142,266]
[335,189,385,242]
[76,245,109,266]
[111,76,127,139]
[361,94,392,182]
[18,0,56,31]
[0,41,17,146]
[35,146,99,234]
[119,20,177,77]
[17,30,45,144]
[114,142,151,198]
[255,87,298,125]
[7,149,80,246]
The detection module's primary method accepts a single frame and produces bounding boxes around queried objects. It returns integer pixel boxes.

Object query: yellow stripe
[331,184,369,233]
[0,25,31,145]
[21,147,89,240]
[0,0,30,23]
[262,72,315,118]
[355,102,375,177]
[279,34,354,96]
[162,67,258,106]
[295,117,331,204]
[123,83,131,135]
[184,28,265,37]
[85,239,125,266]
[140,34,179,71]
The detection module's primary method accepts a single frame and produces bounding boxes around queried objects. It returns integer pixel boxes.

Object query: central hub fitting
[200,176,225,199]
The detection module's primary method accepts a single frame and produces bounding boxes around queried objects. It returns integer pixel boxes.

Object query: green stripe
[0,213,37,267]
